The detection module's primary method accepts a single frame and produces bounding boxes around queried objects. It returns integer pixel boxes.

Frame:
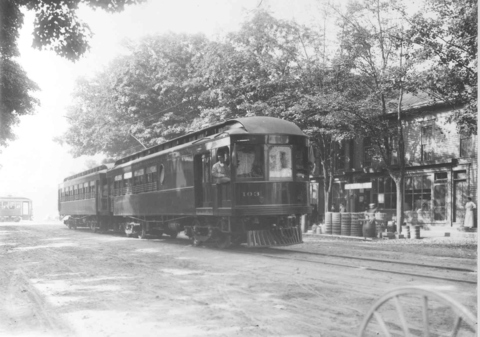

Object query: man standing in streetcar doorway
[212,153,230,184]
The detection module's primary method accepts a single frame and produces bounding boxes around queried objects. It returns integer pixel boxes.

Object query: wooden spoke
[373,311,393,337]
[358,287,477,337]
[422,295,430,337]
[393,296,410,337]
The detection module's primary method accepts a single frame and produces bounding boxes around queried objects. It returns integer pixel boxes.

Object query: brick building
[311,94,477,228]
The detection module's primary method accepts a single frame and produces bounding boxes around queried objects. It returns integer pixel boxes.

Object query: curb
[303,231,477,241]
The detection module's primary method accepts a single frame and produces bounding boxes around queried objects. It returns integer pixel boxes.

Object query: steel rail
[258,253,477,285]
[267,248,476,273]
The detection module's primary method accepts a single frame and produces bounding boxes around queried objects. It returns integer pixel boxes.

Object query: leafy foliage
[0,0,144,149]
[406,0,477,135]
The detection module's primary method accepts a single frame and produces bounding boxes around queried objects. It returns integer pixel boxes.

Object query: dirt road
[0,223,477,337]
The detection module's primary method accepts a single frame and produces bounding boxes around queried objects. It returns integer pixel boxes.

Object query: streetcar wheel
[138,226,148,240]
[192,235,202,247]
[216,233,231,249]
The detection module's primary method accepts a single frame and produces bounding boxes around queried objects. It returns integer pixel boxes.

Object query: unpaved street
[0,223,477,337]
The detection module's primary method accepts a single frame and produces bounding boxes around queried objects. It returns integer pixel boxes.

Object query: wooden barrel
[332,213,341,235]
[350,213,362,237]
[363,218,376,238]
[325,212,333,234]
[341,213,351,236]
[414,225,421,239]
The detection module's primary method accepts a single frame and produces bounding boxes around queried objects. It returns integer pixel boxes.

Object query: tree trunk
[394,176,405,234]
[324,189,331,215]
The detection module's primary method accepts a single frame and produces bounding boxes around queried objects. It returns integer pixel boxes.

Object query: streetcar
[59,117,312,248]
[0,196,33,221]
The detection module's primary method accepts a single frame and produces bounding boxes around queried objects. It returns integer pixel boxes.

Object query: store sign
[345,182,372,190]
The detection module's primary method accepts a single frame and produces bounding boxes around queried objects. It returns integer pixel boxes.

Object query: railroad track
[64,228,477,285]
[250,247,477,285]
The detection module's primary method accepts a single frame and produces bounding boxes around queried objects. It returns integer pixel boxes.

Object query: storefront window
[405,175,432,211]
[371,177,396,209]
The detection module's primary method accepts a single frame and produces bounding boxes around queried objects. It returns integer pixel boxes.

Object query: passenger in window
[212,154,230,184]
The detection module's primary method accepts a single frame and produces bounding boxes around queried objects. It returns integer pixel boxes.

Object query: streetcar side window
[294,146,309,181]
[114,175,122,195]
[134,168,145,186]
[146,165,157,191]
[90,181,95,198]
[124,172,132,194]
[146,165,157,183]
[268,146,292,180]
[159,164,165,185]
[83,182,89,199]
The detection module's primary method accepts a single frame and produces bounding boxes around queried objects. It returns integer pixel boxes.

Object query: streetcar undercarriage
[62,214,303,249]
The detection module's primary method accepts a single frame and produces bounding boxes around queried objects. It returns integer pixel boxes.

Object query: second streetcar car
[0,196,33,221]
[58,117,312,248]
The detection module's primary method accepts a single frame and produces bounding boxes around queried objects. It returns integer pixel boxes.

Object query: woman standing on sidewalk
[463,197,476,229]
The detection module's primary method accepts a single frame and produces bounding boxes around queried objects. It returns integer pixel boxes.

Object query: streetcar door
[22,202,29,215]
[194,153,213,208]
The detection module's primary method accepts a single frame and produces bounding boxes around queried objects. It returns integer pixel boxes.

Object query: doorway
[453,171,467,224]
[22,201,29,215]
[194,153,212,208]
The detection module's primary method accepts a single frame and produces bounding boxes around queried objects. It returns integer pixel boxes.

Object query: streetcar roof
[0,196,31,201]
[112,117,305,167]
[233,117,305,136]
[63,164,113,182]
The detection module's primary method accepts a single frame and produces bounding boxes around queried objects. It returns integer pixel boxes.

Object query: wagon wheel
[358,286,477,337]
[169,231,178,239]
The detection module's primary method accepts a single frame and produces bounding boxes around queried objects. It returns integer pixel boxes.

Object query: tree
[58,33,212,157]
[334,0,415,232]
[0,0,145,148]
[59,11,328,158]
[406,0,477,135]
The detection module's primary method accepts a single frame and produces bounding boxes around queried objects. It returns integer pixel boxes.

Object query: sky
[0,0,330,221]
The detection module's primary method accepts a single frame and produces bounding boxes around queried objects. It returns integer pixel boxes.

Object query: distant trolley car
[58,117,312,248]
[0,196,33,222]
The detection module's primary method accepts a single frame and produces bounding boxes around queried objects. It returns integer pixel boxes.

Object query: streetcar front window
[235,144,264,180]
[269,146,292,180]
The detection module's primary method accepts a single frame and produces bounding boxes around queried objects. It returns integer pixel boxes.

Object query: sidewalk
[304,225,477,241]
